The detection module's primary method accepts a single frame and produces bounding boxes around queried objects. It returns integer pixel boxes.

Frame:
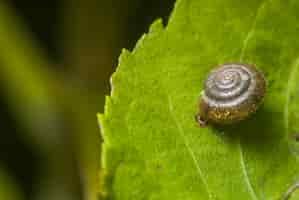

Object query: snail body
[197,63,266,126]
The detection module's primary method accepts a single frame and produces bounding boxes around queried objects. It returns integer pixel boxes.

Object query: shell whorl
[203,64,254,107]
[198,63,266,125]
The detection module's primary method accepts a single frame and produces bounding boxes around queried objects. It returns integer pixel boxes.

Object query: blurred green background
[0,0,174,199]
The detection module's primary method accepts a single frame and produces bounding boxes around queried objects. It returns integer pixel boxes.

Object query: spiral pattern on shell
[198,63,266,125]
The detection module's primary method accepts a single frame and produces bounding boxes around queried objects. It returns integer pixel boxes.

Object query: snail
[196,63,266,126]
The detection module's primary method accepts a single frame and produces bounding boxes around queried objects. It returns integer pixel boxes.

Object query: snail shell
[197,63,266,125]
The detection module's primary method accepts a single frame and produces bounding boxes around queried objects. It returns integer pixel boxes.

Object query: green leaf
[99,0,299,199]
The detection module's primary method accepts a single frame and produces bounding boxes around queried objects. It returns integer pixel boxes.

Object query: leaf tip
[97,112,105,130]
[149,18,164,33]
[119,48,131,65]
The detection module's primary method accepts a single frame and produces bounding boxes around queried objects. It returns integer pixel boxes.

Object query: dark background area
[0,0,175,199]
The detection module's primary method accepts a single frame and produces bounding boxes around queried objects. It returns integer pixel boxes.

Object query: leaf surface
[99,0,299,199]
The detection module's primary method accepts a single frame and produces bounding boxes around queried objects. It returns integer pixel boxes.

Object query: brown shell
[197,63,266,125]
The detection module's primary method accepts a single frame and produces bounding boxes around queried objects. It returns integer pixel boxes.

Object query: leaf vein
[167,95,213,199]
[238,1,268,199]
[284,58,299,135]
[240,0,268,61]
[239,142,259,200]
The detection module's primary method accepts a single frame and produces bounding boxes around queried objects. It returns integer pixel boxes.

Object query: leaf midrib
[238,1,268,199]
[167,95,213,199]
